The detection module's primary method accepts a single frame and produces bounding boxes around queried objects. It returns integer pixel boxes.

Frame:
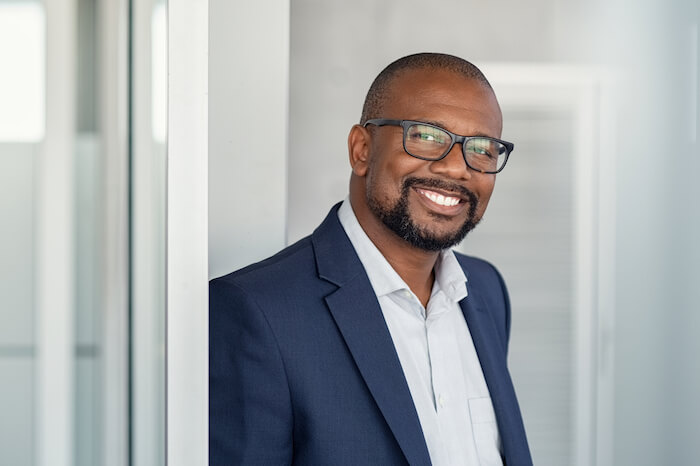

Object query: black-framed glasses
[363,119,514,174]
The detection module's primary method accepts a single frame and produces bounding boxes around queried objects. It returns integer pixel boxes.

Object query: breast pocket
[469,397,503,466]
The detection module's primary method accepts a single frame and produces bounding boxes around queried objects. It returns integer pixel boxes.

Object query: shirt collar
[337,198,468,302]
[434,243,468,302]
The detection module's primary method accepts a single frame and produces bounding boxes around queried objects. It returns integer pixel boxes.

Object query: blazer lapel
[312,204,432,466]
[460,293,531,465]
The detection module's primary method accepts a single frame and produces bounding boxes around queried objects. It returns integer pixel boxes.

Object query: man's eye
[411,126,447,144]
[468,139,495,158]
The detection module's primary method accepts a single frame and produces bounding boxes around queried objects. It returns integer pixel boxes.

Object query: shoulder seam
[217,237,314,282]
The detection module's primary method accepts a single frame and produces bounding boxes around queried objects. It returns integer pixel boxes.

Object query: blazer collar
[311,203,364,287]
[311,203,432,466]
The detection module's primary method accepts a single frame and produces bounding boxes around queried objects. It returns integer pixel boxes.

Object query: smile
[415,188,462,207]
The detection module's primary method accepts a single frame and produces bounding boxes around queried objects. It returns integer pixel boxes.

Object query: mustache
[401,177,478,204]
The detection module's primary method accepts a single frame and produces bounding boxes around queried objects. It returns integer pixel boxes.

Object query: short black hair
[359,53,493,125]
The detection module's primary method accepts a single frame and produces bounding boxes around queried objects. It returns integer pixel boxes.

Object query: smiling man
[210,53,532,466]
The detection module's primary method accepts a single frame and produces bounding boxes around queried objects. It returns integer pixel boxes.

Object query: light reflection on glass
[152,1,166,144]
[0,2,45,142]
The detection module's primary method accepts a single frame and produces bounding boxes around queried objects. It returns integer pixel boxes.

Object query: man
[210,53,532,465]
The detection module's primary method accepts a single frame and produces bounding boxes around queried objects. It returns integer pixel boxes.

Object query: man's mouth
[415,188,463,207]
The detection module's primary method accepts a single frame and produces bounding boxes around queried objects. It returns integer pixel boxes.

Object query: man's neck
[351,202,439,308]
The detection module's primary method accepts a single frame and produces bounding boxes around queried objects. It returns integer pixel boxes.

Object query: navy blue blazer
[210,203,532,465]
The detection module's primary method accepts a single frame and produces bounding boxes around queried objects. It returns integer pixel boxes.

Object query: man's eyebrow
[416,118,449,128]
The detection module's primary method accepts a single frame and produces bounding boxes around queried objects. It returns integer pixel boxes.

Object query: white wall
[208,0,290,279]
[599,2,700,464]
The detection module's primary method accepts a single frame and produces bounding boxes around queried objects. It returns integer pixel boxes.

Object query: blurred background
[2,0,699,465]
[1,0,166,465]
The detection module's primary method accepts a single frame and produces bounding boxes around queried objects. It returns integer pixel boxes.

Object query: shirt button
[438,394,445,408]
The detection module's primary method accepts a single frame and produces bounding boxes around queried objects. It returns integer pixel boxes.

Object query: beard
[366,177,481,251]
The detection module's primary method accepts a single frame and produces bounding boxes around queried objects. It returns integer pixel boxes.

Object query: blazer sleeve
[209,278,293,465]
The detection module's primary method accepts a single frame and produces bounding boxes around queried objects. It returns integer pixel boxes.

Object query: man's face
[362,68,503,251]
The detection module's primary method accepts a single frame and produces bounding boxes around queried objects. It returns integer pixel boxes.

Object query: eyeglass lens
[405,123,506,173]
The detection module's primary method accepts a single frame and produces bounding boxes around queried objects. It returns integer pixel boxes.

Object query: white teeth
[420,190,460,207]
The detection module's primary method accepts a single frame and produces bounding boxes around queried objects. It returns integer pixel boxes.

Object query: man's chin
[395,221,475,252]
[366,188,479,251]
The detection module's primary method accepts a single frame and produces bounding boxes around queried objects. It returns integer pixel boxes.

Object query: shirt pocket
[468,397,503,466]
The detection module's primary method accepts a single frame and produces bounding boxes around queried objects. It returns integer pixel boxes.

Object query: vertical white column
[167,1,208,465]
[36,0,76,465]
[595,72,617,466]
[99,0,130,464]
[571,80,597,466]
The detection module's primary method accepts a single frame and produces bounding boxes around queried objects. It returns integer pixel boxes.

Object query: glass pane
[75,0,102,463]
[0,1,45,142]
[0,2,44,465]
[0,0,168,463]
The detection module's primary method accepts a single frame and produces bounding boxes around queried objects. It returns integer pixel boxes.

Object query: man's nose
[428,143,471,180]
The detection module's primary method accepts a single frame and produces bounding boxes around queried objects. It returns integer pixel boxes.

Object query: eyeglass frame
[363,118,514,174]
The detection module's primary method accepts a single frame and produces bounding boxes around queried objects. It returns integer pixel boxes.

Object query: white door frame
[166,1,293,464]
[166,1,208,465]
[484,64,617,466]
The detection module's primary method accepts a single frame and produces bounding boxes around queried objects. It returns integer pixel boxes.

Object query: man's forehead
[385,67,493,102]
[379,67,502,135]
[384,68,496,106]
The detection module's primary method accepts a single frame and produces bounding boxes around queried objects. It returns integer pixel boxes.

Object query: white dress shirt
[338,199,503,466]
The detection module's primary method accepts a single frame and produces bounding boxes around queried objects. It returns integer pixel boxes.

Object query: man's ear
[347,124,371,177]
